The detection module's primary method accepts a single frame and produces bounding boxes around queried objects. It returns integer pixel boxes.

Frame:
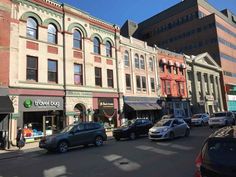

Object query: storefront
[93,93,119,128]
[18,96,64,142]
[227,95,236,111]
[0,96,14,149]
[161,97,190,117]
[124,97,162,123]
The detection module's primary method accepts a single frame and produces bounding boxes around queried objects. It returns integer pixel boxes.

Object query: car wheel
[169,132,175,140]
[57,141,68,153]
[94,136,103,147]
[115,137,120,141]
[185,129,190,137]
[129,132,136,140]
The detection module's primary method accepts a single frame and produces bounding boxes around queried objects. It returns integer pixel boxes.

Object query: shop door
[43,116,55,136]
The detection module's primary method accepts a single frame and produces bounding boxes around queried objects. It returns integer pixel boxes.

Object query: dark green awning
[0,96,14,114]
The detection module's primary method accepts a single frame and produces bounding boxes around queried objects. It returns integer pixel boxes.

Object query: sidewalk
[0,131,113,160]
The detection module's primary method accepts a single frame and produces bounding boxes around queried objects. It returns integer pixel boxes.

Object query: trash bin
[0,130,7,149]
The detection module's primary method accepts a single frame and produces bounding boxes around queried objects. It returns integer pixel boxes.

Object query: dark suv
[39,122,107,153]
[112,118,153,141]
[195,126,236,177]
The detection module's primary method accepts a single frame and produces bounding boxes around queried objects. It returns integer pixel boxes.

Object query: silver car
[208,112,235,128]
[148,118,190,140]
[191,113,209,126]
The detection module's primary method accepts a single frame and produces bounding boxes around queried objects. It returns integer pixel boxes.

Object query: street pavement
[0,127,213,177]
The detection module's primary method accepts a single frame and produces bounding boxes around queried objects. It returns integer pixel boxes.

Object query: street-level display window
[26,56,38,82]
[48,59,58,83]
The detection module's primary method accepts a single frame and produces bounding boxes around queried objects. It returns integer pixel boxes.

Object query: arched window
[134,54,139,68]
[140,55,145,69]
[26,17,38,39]
[73,29,82,49]
[93,37,100,54]
[48,24,57,44]
[106,41,112,57]
[124,51,129,67]
[149,58,154,71]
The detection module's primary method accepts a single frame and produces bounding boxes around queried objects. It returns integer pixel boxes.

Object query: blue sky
[60,0,236,26]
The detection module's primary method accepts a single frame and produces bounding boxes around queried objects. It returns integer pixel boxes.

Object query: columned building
[119,36,161,122]
[185,53,224,114]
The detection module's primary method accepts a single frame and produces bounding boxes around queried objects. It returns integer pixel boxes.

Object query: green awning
[126,103,161,111]
[0,96,14,114]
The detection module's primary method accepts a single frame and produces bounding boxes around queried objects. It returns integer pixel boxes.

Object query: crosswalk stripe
[136,145,177,155]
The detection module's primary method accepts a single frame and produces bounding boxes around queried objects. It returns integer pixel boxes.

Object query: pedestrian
[16,127,25,149]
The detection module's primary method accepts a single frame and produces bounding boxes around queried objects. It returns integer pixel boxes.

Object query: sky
[60,0,236,26]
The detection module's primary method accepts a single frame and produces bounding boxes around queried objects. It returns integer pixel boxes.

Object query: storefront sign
[228,95,236,101]
[205,95,214,101]
[19,96,63,111]
[66,91,92,97]
[98,98,114,109]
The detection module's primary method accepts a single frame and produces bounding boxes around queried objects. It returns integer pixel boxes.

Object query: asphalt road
[0,127,213,177]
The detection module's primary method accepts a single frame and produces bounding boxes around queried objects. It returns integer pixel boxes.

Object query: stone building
[185,53,224,114]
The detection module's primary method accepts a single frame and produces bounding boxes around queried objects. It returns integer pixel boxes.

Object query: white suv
[208,112,235,128]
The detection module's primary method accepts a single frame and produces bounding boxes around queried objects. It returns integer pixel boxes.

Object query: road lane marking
[104,154,141,172]
[136,145,177,155]
[156,142,193,150]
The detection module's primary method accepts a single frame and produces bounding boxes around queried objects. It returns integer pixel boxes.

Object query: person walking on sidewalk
[16,127,25,149]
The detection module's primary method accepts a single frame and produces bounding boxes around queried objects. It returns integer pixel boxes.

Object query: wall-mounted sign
[98,98,114,109]
[228,95,236,101]
[19,96,63,111]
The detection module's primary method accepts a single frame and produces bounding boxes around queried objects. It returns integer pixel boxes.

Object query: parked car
[39,122,107,153]
[161,114,192,127]
[191,113,209,126]
[195,126,236,177]
[149,118,190,140]
[112,118,153,141]
[208,111,235,128]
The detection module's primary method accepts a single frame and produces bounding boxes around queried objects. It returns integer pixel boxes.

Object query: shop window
[107,69,114,88]
[74,64,83,85]
[73,29,82,49]
[125,74,131,90]
[150,78,155,92]
[136,75,141,91]
[48,59,58,83]
[142,76,146,92]
[26,17,38,39]
[26,55,38,82]
[134,54,139,68]
[140,56,145,69]
[106,41,112,57]
[124,51,130,67]
[95,67,102,87]
[48,24,57,44]
[149,58,154,71]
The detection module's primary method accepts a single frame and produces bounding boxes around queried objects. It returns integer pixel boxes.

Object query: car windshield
[154,119,172,127]
[212,113,226,117]
[192,114,202,119]
[204,139,236,166]
[121,120,135,127]
[60,125,74,133]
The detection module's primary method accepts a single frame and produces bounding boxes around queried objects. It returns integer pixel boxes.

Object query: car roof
[209,126,236,139]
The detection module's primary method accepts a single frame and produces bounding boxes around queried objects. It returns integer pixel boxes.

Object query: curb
[0,136,114,160]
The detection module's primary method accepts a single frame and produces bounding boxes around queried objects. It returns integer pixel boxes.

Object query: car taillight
[195,152,203,177]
